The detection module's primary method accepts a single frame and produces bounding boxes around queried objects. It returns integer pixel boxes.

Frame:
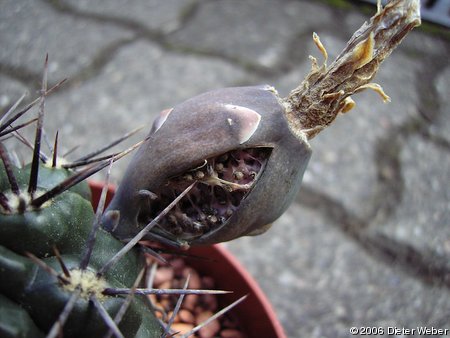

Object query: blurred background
[1,0,449,337]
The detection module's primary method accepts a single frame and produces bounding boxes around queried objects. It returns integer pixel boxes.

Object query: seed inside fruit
[138,147,271,241]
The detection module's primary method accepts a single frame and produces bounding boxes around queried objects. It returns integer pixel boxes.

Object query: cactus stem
[28,55,49,197]
[51,131,59,168]
[98,183,195,276]
[179,295,248,338]
[80,159,114,270]
[47,289,81,338]
[90,295,125,338]
[105,269,145,338]
[25,252,70,285]
[73,126,144,163]
[0,142,20,195]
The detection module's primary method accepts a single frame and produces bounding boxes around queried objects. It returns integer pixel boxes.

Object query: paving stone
[0,75,29,113]
[63,0,197,33]
[344,10,372,36]
[375,135,450,256]
[0,0,133,82]
[225,202,450,337]
[39,41,249,182]
[169,0,332,69]
[399,29,450,58]
[432,65,450,143]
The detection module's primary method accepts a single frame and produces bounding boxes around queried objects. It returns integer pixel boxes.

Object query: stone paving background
[1,0,449,337]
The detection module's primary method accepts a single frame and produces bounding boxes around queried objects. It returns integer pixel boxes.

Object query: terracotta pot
[89,181,286,338]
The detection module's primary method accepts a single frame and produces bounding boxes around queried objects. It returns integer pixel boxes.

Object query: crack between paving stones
[370,50,447,223]
[65,37,139,88]
[0,63,42,94]
[0,36,138,95]
[297,184,450,289]
[41,0,287,78]
[419,129,450,152]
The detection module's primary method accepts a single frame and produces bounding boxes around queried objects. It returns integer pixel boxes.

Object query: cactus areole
[103,0,421,248]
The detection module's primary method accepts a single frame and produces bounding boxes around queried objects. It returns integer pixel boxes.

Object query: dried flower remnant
[284,0,421,139]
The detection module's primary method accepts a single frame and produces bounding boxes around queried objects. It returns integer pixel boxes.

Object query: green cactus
[0,151,162,336]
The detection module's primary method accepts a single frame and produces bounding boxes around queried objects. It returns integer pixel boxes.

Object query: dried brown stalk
[283,0,421,139]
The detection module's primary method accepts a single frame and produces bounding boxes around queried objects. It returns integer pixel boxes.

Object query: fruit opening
[138,147,272,241]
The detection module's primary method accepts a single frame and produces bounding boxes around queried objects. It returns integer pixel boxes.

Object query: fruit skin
[0,164,162,337]
[103,85,312,246]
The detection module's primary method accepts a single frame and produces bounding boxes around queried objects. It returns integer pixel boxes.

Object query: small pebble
[201,276,215,289]
[148,258,247,338]
[171,322,195,336]
[196,311,220,338]
[182,267,202,289]
[159,298,172,311]
[170,258,186,275]
[154,267,174,287]
[167,310,179,323]
[183,294,199,311]
[178,309,195,324]
[200,293,218,312]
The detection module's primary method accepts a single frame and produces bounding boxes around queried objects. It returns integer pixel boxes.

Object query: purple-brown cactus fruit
[104,85,310,246]
[103,0,420,247]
